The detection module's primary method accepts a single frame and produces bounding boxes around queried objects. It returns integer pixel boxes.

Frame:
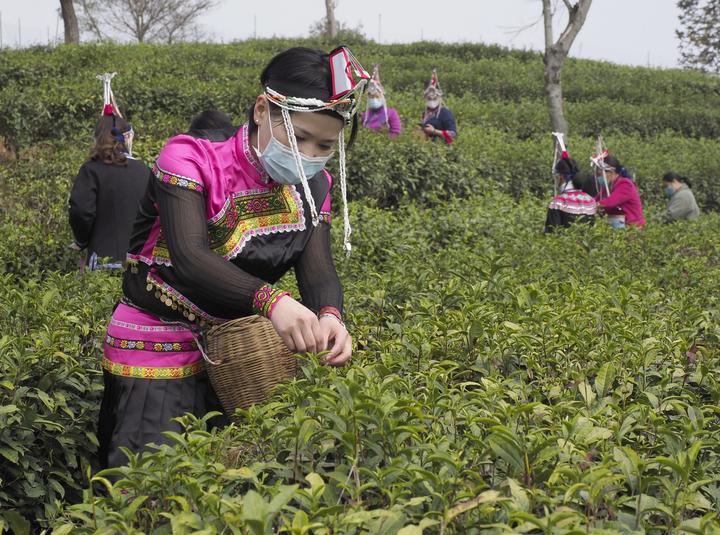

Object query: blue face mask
[368,97,383,110]
[664,186,675,197]
[257,113,332,185]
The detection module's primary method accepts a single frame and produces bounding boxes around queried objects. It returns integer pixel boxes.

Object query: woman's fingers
[316,317,337,351]
[327,328,347,358]
[316,324,330,353]
[301,318,318,354]
[278,330,296,352]
[323,329,351,366]
[289,328,306,354]
[326,333,352,366]
[309,318,324,353]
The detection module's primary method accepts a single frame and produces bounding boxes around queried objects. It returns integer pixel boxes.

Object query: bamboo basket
[202,315,296,416]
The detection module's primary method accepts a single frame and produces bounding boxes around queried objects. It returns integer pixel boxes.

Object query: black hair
[189,110,233,131]
[663,171,692,189]
[603,155,631,178]
[247,46,359,149]
[581,174,600,197]
[554,156,584,189]
[187,110,236,140]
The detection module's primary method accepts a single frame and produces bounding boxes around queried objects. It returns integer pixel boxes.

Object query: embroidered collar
[238,123,269,184]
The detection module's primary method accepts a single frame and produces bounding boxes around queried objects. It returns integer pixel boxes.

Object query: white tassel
[281,107,319,226]
[338,129,352,254]
[96,72,120,115]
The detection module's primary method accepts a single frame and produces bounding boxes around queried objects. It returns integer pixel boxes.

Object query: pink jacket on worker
[598,176,646,227]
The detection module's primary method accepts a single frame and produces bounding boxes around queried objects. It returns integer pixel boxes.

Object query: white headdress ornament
[96,72,123,118]
[96,72,133,157]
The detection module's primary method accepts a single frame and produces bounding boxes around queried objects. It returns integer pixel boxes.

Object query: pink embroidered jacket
[123,123,341,326]
[598,176,646,227]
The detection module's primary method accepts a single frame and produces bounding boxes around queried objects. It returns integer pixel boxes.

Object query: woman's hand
[423,124,436,137]
[317,315,352,367]
[269,296,321,354]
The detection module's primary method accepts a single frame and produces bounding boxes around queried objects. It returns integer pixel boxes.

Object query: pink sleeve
[599,180,632,210]
[320,170,333,218]
[388,108,402,139]
[154,135,208,193]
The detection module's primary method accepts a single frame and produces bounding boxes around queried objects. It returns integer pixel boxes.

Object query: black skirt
[97,369,227,469]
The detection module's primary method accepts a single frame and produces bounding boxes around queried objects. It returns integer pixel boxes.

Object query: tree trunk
[541,0,592,137]
[544,48,568,134]
[325,0,337,39]
[60,0,80,44]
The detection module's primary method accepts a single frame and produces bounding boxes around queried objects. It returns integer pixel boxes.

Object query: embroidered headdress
[364,64,389,129]
[551,132,569,195]
[589,135,611,196]
[423,68,443,100]
[96,72,134,156]
[367,63,384,96]
[263,46,369,253]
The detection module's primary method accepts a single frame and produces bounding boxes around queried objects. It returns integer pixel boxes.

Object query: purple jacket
[361,107,402,139]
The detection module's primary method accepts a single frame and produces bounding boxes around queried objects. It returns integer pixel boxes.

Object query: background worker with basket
[98,46,368,469]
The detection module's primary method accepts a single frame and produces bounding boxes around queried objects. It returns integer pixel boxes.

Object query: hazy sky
[0,0,681,68]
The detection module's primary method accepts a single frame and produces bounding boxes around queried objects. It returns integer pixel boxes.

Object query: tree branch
[542,0,553,51]
[77,0,216,43]
[77,0,107,41]
[555,0,592,57]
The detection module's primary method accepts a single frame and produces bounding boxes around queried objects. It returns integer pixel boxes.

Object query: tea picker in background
[361,64,401,139]
[662,172,700,222]
[592,154,645,228]
[545,136,597,233]
[68,73,151,271]
[187,109,235,138]
[98,46,368,469]
[420,69,457,144]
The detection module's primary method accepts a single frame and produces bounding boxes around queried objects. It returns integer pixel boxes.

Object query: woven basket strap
[158,317,219,366]
[189,330,219,365]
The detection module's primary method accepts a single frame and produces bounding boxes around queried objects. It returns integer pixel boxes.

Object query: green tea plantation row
[2,41,720,209]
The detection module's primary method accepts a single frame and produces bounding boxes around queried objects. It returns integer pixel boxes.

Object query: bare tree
[308,18,366,42]
[77,0,216,44]
[59,0,80,44]
[77,0,106,41]
[311,0,366,42]
[677,0,720,72]
[325,0,338,39]
[542,0,592,135]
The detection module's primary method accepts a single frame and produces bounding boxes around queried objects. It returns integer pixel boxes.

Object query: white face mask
[368,97,383,109]
[426,99,440,109]
[256,112,332,185]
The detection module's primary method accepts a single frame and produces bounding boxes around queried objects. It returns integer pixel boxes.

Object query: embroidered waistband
[101,357,203,379]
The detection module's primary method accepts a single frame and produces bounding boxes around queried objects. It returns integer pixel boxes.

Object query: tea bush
[0,271,120,532]
[43,197,720,534]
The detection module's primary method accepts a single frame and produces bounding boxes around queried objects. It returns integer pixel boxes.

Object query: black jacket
[68,159,151,263]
